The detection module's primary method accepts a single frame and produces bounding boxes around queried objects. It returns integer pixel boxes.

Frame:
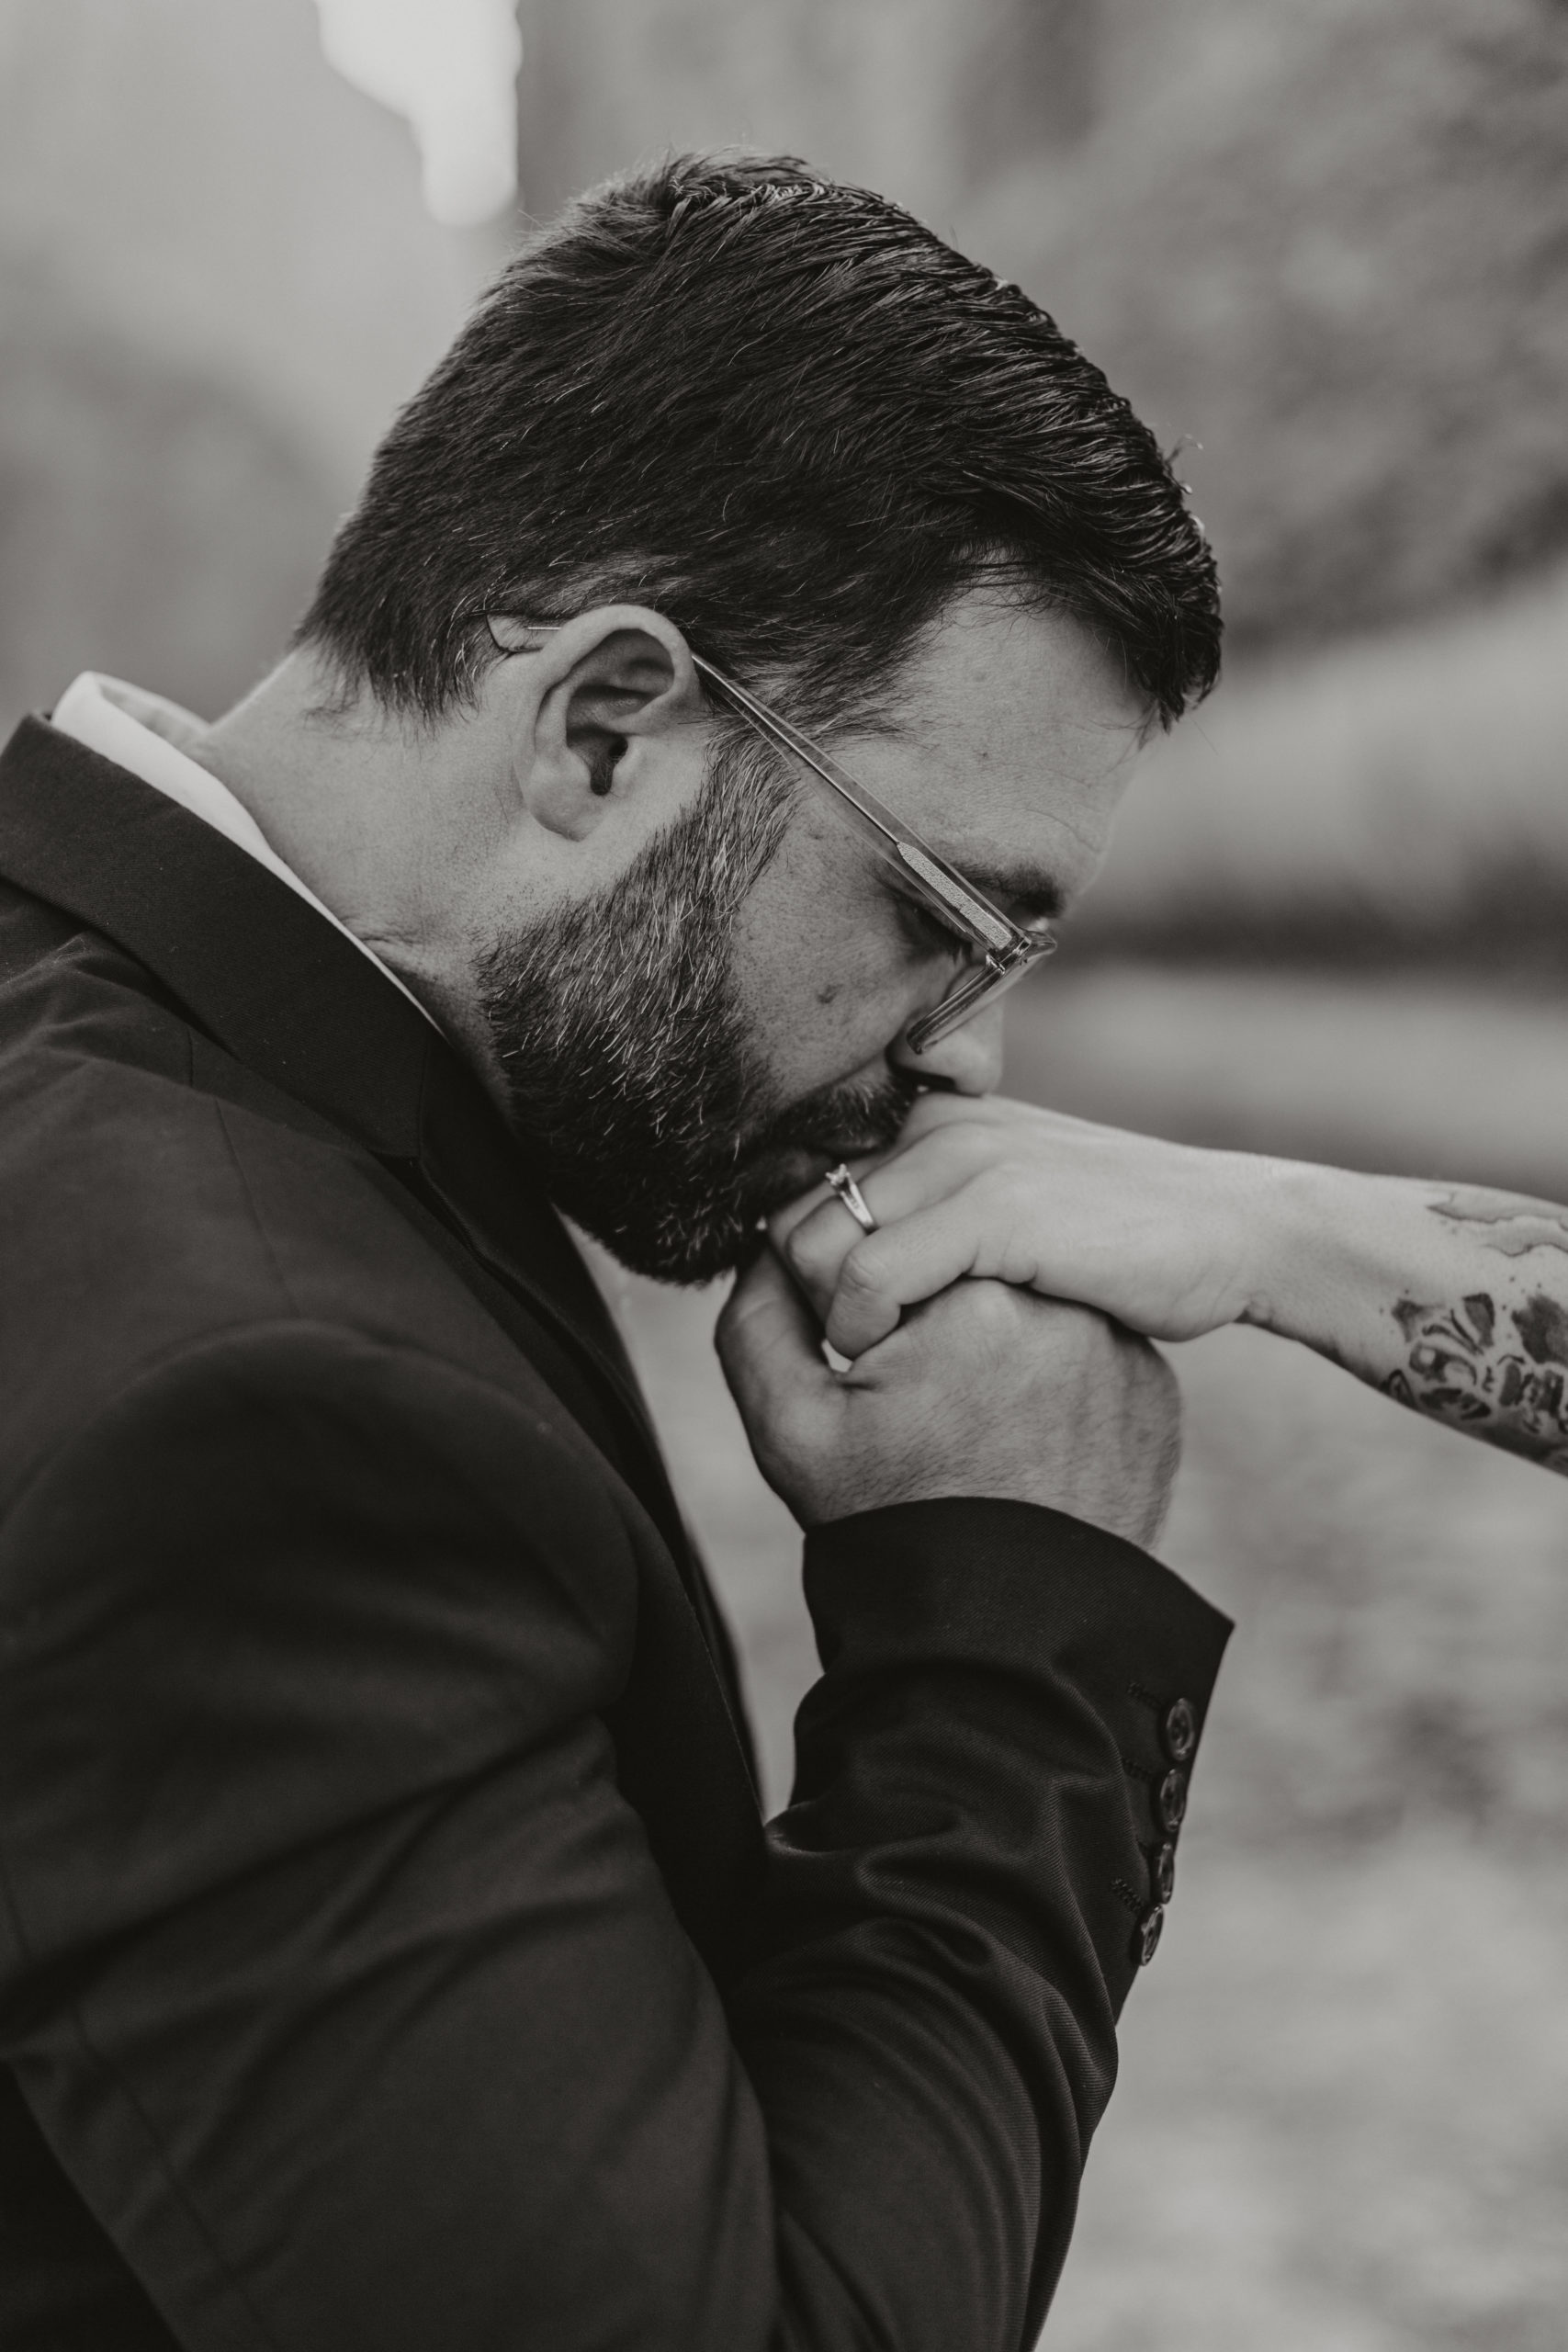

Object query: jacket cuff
[803,1496,1232,1981]
[806,1497,1228,1696]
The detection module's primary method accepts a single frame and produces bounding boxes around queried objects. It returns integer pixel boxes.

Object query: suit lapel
[412,1048,668,1481]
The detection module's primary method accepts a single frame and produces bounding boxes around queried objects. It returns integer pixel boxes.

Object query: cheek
[729,820,913,1088]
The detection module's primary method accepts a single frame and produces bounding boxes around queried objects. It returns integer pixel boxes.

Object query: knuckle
[784,1220,829,1280]
[838,1239,890,1299]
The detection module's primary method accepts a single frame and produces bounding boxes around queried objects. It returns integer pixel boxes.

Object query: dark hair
[299,152,1220,732]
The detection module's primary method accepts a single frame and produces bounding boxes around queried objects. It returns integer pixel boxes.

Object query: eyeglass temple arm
[690,655,1017,953]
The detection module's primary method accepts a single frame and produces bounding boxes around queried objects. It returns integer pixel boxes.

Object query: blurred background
[4,2,1567,2341]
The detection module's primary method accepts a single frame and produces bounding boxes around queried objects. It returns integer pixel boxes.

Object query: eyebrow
[953,863,1067,923]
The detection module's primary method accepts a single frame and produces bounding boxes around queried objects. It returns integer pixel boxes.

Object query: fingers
[822,1203,991,1357]
[769,1129,994,1319]
[779,1134,1028,1340]
[714,1245,836,1429]
[764,1100,1052,1307]
[765,1094,1197,1361]
[768,1191,859,1323]
[765,1165,863,1258]
[894,1087,1014,1144]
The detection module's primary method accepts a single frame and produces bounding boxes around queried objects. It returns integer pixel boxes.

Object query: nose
[891,1001,1005,1097]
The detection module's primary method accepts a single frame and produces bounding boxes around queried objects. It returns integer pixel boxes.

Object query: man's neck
[198,653,513,1104]
[199,654,403,935]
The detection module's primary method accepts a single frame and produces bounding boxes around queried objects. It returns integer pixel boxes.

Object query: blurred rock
[1073,568,1568,970]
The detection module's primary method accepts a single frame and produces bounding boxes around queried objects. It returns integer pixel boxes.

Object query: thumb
[716,1243,836,1429]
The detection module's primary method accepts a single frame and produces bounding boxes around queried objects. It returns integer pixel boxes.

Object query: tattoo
[1427,1187,1568,1260]
[1515,1292,1568,1365]
[1385,1290,1568,1468]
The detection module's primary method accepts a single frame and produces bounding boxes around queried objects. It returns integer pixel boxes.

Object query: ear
[490,606,703,842]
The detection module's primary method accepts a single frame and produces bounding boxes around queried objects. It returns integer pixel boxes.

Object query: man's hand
[716,1248,1179,1546]
[771,1092,1284,1359]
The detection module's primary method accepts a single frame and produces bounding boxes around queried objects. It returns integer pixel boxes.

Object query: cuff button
[1153,1840,1176,1905]
[1163,1696,1197,1761]
[1156,1767,1189,1834]
[1135,1905,1165,1966]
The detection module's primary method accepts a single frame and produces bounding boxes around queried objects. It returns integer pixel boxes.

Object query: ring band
[825,1162,879,1236]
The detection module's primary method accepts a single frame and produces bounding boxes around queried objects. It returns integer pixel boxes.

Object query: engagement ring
[825,1163,879,1235]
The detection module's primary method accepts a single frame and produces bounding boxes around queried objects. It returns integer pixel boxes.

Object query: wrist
[1235,1156,1371,1348]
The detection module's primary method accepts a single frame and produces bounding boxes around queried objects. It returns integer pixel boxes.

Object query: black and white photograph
[1,5,1565,2346]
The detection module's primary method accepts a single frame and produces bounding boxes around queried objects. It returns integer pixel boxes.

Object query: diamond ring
[824,1163,879,1236]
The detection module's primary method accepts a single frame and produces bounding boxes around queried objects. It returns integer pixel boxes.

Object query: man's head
[274,153,1219,1279]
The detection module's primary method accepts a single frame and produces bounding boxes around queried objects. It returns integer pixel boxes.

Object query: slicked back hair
[299,152,1221,734]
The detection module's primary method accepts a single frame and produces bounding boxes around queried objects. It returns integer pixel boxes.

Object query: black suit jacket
[0,714,1230,2352]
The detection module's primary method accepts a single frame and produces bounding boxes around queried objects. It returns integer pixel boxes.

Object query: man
[0,154,1228,2350]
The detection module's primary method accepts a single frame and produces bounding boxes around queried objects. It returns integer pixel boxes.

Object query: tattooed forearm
[1427,1187,1568,1259]
[1383,1288,1568,1471]
[1226,1162,1568,1473]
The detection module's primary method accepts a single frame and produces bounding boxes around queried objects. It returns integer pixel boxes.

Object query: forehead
[853,590,1148,909]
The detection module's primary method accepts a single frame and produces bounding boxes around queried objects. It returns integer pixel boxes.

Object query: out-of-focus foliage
[978,0,1568,648]
[3,0,1562,935]
[4,0,1562,729]
[514,0,1568,652]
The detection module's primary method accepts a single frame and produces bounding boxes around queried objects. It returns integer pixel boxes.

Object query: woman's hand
[772,1092,1293,1359]
[773,1092,1568,1476]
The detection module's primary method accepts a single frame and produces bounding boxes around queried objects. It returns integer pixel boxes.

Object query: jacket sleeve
[746,1500,1228,2346]
[0,1322,1228,2352]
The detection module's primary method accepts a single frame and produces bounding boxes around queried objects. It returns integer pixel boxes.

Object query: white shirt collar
[50,673,435,1026]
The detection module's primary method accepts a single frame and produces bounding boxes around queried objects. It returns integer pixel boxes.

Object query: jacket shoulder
[0,892,580,1513]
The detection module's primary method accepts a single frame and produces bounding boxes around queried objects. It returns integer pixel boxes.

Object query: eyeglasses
[692,655,1057,1054]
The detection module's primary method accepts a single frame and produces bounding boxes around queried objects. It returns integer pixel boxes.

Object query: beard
[475,724,919,1281]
